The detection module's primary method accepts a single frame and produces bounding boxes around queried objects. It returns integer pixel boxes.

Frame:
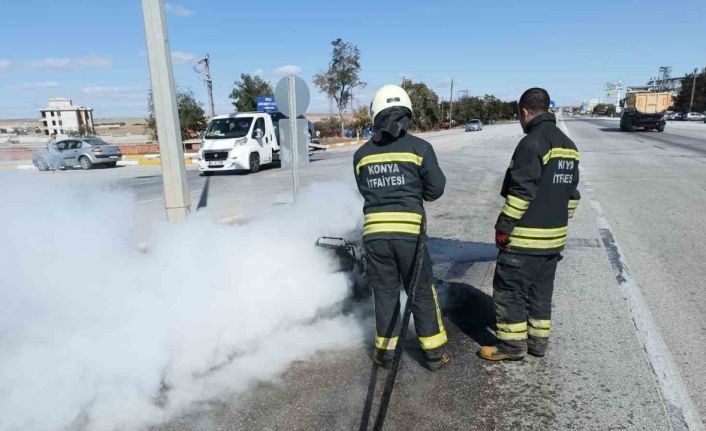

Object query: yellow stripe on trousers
[496,321,528,341]
[419,285,448,350]
[375,336,398,350]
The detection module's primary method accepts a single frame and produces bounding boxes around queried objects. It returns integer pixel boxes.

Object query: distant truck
[619,92,672,132]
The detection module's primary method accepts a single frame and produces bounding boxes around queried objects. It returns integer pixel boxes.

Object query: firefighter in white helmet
[353,84,450,370]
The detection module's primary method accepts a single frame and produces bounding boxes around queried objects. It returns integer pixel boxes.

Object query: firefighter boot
[527,337,549,357]
[426,352,452,371]
[478,345,525,362]
[372,349,392,369]
[527,318,551,357]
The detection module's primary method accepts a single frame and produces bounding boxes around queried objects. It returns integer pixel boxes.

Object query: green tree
[313,38,366,137]
[675,70,705,112]
[452,95,517,123]
[314,116,343,138]
[350,106,371,134]
[592,103,609,116]
[229,73,274,112]
[453,95,484,123]
[503,101,519,120]
[146,88,207,141]
[402,78,439,131]
[482,95,505,119]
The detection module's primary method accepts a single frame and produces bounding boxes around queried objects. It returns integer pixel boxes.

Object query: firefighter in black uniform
[353,85,450,371]
[479,87,580,361]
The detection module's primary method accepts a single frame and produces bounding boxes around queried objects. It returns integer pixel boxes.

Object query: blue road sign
[256,96,278,113]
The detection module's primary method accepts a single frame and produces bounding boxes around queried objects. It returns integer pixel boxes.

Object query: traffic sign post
[256,96,278,113]
[275,75,310,204]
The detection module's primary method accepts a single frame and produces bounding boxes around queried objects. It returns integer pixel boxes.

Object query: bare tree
[313,38,366,137]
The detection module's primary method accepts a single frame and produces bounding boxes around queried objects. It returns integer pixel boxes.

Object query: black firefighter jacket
[495,113,581,255]
[353,132,446,241]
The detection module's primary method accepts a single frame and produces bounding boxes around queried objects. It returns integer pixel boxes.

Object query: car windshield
[205,117,253,139]
[469,120,481,124]
[83,138,109,146]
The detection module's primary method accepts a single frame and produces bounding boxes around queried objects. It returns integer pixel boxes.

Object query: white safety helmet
[370,84,413,123]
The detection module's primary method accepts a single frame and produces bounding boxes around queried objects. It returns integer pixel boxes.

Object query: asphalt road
[566,118,706,426]
[5,120,705,430]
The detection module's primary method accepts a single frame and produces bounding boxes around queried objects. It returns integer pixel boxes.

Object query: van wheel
[249,153,260,173]
[79,156,93,170]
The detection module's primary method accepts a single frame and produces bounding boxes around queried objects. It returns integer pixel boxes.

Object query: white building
[39,97,95,136]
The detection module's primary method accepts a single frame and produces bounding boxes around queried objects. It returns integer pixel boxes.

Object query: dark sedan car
[33,137,122,171]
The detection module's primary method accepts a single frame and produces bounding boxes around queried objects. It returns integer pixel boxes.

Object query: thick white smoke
[0,176,366,430]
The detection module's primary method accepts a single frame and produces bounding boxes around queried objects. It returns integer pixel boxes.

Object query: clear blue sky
[1,0,704,119]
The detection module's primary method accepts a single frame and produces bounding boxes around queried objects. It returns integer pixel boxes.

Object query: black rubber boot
[527,337,548,357]
[372,349,392,369]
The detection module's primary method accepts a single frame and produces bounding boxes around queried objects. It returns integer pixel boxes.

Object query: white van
[198,112,278,174]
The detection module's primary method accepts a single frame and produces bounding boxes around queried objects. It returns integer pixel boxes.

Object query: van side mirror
[254,128,264,139]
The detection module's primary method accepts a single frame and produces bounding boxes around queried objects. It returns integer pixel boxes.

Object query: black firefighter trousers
[364,239,447,362]
[493,251,560,356]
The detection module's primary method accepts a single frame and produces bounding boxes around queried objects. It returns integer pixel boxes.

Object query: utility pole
[196,55,215,118]
[689,68,698,112]
[448,79,454,122]
[141,0,190,222]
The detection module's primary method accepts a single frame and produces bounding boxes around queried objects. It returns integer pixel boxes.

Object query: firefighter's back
[354,133,445,241]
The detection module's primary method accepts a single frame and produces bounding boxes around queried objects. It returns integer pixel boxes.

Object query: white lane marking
[562,120,704,431]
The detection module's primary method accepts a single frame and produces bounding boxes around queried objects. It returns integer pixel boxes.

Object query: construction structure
[39,97,95,136]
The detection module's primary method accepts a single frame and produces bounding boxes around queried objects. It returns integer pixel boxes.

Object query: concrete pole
[689,68,698,113]
[288,75,299,203]
[141,0,190,222]
[448,79,454,122]
[201,55,216,118]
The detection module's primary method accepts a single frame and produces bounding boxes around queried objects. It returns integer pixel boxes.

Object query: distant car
[674,112,687,121]
[684,112,705,121]
[665,111,677,121]
[33,137,122,171]
[439,120,450,129]
[465,119,483,132]
[482,118,496,125]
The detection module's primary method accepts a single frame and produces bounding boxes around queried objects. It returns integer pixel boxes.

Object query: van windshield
[205,117,253,139]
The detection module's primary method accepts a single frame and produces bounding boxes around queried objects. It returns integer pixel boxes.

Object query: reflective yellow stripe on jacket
[363,211,422,237]
[509,226,568,249]
[542,148,580,165]
[501,194,530,220]
[355,152,423,175]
